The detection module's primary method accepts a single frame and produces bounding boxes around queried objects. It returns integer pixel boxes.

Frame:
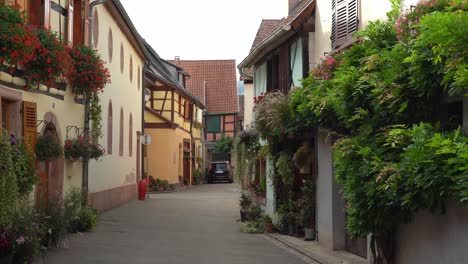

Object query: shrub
[239,192,252,210]
[275,152,294,185]
[77,207,97,232]
[11,135,37,195]
[213,135,234,153]
[0,132,18,230]
[240,218,265,234]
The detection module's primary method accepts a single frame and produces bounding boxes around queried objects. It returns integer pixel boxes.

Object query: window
[92,8,99,47]
[129,55,133,82]
[108,28,113,62]
[331,0,358,49]
[49,0,69,43]
[119,107,124,156]
[107,101,113,154]
[137,66,141,91]
[206,115,221,133]
[129,113,133,157]
[120,43,124,74]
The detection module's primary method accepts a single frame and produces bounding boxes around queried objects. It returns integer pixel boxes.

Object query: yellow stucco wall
[88,5,144,193]
[145,126,192,184]
[22,87,85,195]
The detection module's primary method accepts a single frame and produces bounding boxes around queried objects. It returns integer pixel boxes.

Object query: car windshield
[213,163,227,170]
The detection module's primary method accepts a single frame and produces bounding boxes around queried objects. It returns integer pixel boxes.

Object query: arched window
[107,101,113,154]
[120,43,124,74]
[108,28,113,63]
[129,55,133,82]
[119,107,124,156]
[137,66,141,91]
[129,113,133,157]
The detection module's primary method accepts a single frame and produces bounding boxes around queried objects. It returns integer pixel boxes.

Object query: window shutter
[331,0,358,49]
[83,0,90,46]
[67,0,74,46]
[22,101,37,155]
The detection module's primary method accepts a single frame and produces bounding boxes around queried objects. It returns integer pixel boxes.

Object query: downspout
[82,0,106,206]
[142,62,149,181]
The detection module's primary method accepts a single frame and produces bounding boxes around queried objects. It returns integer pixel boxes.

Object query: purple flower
[16,236,25,245]
[1,166,6,171]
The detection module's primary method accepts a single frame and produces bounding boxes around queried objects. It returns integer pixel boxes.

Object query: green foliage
[36,135,62,161]
[90,93,103,144]
[10,198,47,258]
[272,212,287,232]
[334,123,468,238]
[275,152,294,185]
[12,136,38,195]
[77,207,97,232]
[239,192,252,209]
[213,135,234,153]
[0,132,18,230]
[300,179,316,227]
[254,91,294,138]
[240,218,265,234]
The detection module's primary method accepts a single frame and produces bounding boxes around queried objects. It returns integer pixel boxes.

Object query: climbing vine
[291,1,467,263]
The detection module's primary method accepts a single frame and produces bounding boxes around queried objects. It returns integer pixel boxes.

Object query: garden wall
[395,202,468,264]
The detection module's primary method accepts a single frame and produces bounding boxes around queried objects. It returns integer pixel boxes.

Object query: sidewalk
[265,233,367,264]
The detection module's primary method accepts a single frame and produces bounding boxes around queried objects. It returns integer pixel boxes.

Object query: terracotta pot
[265,223,275,233]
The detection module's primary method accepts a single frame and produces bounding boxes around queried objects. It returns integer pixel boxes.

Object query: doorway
[36,123,63,206]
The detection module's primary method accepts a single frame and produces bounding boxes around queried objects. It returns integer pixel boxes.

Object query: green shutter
[206,116,221,133]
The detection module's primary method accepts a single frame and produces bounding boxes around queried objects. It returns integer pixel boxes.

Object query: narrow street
[42,184,308,264]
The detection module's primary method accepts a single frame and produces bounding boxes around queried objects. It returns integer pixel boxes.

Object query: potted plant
[64,136,105,161]
[263,214,274,233]
[0,231,12,263]
[247,204,262,221]
[69,45,110,96]
[300,179,316,241]
[239,193,252,222]
[35,135,62,161]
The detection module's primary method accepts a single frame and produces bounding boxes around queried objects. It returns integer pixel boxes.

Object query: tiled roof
[171,60,238,114]
[242,19,282,80]
[251,19,282,52]
[144,42,204,108]
[238,0,315,72]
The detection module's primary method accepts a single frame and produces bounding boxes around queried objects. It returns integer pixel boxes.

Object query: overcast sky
[120,0,288,67]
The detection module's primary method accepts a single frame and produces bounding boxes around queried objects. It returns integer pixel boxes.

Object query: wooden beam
[171,90,174,122]
[160,90,168,115]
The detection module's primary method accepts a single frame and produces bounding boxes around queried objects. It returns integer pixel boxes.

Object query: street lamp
[144,88,151,103]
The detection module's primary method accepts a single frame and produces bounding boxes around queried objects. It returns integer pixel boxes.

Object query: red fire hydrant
[138,179,147,201]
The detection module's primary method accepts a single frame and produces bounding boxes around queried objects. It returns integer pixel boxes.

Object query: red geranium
[69,45,111,96]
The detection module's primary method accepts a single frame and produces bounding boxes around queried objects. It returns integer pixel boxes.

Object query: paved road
[42,184,307,264]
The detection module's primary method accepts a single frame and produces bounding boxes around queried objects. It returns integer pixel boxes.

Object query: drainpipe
[142,62,149,181]
[82,0,106,206]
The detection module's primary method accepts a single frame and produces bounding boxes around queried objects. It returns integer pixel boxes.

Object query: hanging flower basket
[64,136,105,161]
[35,135,62,161]
[69,45,110,96]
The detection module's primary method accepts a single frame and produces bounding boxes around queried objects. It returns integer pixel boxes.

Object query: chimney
[289,0,301,14]
[174,56,180,65]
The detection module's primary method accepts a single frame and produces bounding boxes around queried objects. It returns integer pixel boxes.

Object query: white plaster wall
[243,83,254,128]
[359,0,393,29]
[88,5,143,193]
[313,0,332,64]
[316,131,346,250]
[395,202,468,264]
